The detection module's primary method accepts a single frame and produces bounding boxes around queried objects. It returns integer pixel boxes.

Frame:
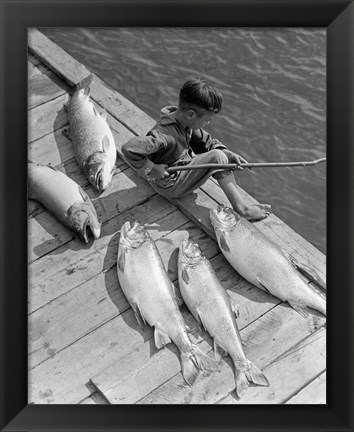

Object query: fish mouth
[80,218,102,243]
[210,205,239,230]
[180,240,203,264]
[67,202,101,243]
[120,220,147,248]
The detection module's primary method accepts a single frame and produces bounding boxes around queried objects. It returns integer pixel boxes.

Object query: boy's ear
[185,109,197,119]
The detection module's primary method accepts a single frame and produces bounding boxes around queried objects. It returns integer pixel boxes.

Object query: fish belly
[179,261,243,358]
[28,164,83,219]
[118,241,181,329]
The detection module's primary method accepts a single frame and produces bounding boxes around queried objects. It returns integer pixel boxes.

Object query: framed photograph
[1,1,353,431]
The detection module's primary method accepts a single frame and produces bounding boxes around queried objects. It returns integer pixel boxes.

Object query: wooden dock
[27,28,326,405]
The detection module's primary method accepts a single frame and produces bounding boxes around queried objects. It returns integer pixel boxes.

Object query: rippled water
[41,28,326,253]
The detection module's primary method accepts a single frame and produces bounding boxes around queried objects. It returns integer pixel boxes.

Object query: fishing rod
[166,157,326,173]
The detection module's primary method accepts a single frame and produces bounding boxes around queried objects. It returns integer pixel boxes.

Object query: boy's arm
[189,128,227,154]
[122,132,170,178]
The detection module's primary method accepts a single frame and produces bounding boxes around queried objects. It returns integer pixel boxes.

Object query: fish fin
[154,326,171,349]
[171,283,184,307]
[117,249,126,273]
[181,344,219,386]
[219,231,231,253]
[93,106,100,116]
[196,311,208,332]
[288,254,326,289]
[229,297,240,318]
[132,302,146,328]
[102,135,111,153]
[63,102,69,112]
[234,361,269,398]
[256,278,272,295]
[78,185,90,203]
[47,164,58,172]
[234,370,249,399]
[100,109,108,120]
[288,302,312,319]
[62,128,71,140]
[74,74,93,91]
[245,360,270,387]
[213,341,228,362]
[181,267,190,285]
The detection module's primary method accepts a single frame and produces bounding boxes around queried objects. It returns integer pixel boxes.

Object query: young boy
[122,78,271,221]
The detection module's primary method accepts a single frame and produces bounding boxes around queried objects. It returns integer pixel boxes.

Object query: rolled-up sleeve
[189,129,228,154]
[122,132,169,175]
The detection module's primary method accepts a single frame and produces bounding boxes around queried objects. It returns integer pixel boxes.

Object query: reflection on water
[41,27,326,254]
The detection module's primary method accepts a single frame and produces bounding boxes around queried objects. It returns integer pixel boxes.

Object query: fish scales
[117,221,217,387]
[178,240,269,398]
[67,75,117,192]
[210,206,326,318]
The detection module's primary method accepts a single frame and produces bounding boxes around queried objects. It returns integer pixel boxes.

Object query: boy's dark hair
[179,78,222,115]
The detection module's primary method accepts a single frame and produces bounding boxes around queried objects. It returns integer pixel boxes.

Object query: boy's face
[185,109,216,130]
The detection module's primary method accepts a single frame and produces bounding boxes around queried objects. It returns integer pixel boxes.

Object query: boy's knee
[208,149,229,165]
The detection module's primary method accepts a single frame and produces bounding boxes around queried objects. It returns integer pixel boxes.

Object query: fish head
[86,152,115,192]
[210,205,240,231]
[179,240,203,266]
[119,220,149,249]
[67,201,101,243]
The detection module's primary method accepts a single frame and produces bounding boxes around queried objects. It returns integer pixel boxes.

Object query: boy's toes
[246,205,271,222]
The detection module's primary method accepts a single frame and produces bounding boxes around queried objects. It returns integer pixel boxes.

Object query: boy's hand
[223,150,248,169]
[148,163,170,181]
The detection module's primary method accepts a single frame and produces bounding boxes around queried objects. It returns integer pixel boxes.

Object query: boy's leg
[216,172,271,222]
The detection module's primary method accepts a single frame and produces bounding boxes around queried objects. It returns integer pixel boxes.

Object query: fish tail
[234,361,269,398]
[74,74,94,91]
[234,369,249,398]
[180,345,218,387]
[244,360,269,387]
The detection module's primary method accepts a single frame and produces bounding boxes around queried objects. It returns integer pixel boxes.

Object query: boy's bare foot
[237,204,271,222]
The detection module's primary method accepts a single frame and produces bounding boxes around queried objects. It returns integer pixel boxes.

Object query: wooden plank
[136,305,324,404]
[28,29,155,135]
[28,58,67,109]
[28,94,68,143]
[218,328,326,404]
[286,372,326,404]
[28,168,157,313]
[28,28,89,87]
[28,257,275,405]
[29,202,192,368]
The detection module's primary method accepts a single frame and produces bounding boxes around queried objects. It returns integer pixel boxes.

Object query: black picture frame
[1,1,353,431]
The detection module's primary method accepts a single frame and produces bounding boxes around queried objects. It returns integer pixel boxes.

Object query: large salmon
[210,205,326,317]
[178,240,269,398]
[66,75,117,192]
[28,162,101,242]
[117,221,217,386]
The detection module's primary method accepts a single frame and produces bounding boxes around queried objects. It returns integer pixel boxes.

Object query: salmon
[178,239,269,398]
[28,162,101,242]
[210,205,326,317]
[66,75,117,192]
[117,221,217,386]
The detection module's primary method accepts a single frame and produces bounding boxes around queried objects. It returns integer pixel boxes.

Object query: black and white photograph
[27,27,327,405]
[1,0,353,430]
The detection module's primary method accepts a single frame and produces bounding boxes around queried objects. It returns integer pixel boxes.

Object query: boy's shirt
[122,106,227,177]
